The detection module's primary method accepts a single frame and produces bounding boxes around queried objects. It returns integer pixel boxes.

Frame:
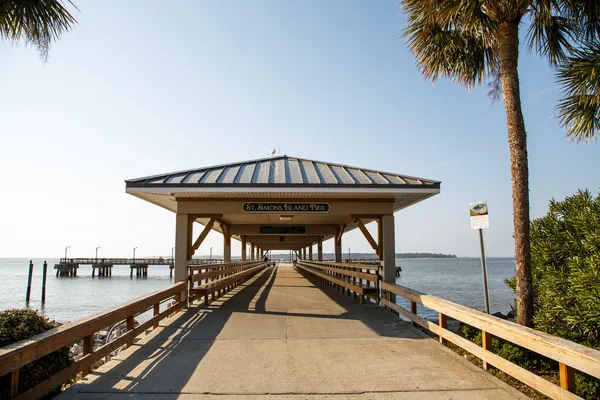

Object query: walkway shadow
[65,265,423,397]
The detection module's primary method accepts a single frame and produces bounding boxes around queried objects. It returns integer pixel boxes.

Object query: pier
[53,258,218,278]
[4,156,599,399]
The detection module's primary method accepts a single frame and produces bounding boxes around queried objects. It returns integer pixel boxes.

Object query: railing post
[438,313,447,345]
[83,334,94,376]
[126,315,135,348]
[10,369,19,399]
[410,301,417,327]
[559,363,576,393]
[153,303,160,329]
[482,331,493,370]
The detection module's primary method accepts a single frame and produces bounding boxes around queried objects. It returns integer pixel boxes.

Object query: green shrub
[0,309,73,399]
[505,189,600,399]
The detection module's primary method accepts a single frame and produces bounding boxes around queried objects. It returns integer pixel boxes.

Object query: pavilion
[125,155,440,298]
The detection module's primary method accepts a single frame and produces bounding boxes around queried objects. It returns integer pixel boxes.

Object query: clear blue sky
[1,0,598,259]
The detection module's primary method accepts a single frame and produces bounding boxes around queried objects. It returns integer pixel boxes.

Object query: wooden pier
[53,258,217,278]
[54,263,79,277]
[3,263,600,400]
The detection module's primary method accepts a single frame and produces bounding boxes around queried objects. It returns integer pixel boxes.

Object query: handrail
[298,260,379,273]
[188,260,258,273]
[381,282,600,399]
[0,282,186,399]
[189,261,265,283]
[298,261,379,282]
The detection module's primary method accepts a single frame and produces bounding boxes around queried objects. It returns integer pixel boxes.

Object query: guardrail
[0,282,186,399]
[188,261,267,304]
[188,260,266,284]
[296,260,380,304]
[380,282,600,400]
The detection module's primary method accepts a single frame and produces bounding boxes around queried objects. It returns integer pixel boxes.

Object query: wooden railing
[296,261,380,304]
[188,260,265,284]
[188,261,266,304]
[0,282,186,399]
[381,282,600,400]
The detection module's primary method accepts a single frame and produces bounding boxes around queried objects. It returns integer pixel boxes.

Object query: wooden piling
[26,260,34,303]
[41,261,48,303]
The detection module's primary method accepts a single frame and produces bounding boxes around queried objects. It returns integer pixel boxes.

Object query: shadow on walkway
[65,265,425,396]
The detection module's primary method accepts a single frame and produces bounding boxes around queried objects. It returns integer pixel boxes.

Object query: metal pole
[26,260,34,303]
[478,229,491,314]
[41,260,48,303]
[348,247,350,262]
[210,247,213,263]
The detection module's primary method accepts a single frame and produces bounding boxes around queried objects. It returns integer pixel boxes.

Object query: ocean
[0,257,516,323]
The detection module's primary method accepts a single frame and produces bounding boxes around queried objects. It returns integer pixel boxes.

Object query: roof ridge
[125,155,440,185]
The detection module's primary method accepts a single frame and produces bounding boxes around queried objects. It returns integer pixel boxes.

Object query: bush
[505,189,600,399]
[0,309,73,399]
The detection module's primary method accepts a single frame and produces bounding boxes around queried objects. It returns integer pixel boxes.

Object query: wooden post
[126,315,135,347]
[410,301,417,327]
[26,260,34,303]
[10,369,19,398]
[153,303,160,329]
[559,363,576,393]
[83,334,94,376]
[439,313,447,344]
[41,261,48,303]
[482,331,493,370]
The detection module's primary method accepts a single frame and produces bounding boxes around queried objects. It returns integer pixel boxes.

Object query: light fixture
[279,215,293,221]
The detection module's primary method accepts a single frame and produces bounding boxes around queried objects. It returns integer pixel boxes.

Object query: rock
[92,359,105,369]
[506,310,515,319]
[96,330,108,341]
[445,320,462,333]
[492,312,506,319]
[71,344,82,356]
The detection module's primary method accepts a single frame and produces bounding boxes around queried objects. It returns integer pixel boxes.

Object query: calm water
[0,257,515,323]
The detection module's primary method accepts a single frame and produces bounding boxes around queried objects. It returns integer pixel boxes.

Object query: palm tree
[0,0,77,61]
[401,1,600,327]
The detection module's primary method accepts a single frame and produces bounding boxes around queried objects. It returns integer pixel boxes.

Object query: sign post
[470,201,491,314]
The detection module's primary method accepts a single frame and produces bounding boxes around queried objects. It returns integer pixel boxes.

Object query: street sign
[469,201,489,229]
[469,200,491,314]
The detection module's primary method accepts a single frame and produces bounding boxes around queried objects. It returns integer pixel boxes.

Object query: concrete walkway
[60,266,527,399]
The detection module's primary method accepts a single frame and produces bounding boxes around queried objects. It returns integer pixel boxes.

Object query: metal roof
[125,155,440,189]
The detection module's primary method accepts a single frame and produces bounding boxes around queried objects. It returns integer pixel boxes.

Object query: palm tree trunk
[498,21,534,327]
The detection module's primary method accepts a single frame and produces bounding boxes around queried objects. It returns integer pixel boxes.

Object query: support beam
[309,245,313,261]
[381,214,396,283]
[377,217,383,261]
[190,218,215,256]
[355,218,379,256]
[241,236,247,261]
[175,213,190,301]
[221,223,231,263]
[318,238,323,261]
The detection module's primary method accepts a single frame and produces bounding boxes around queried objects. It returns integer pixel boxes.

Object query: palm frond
[561,0,600,41]
[556,41,600,142]
[0,0,78,61]
[527,0,578,65]
[402,0,498,89]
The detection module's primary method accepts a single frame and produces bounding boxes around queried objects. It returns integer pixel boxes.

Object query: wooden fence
[381,282,600,400]
[0,282,186,399]
[296,260,380,304]
[188,260,266,304]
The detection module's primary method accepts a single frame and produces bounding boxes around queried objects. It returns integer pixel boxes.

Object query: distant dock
[54,258,219,278]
